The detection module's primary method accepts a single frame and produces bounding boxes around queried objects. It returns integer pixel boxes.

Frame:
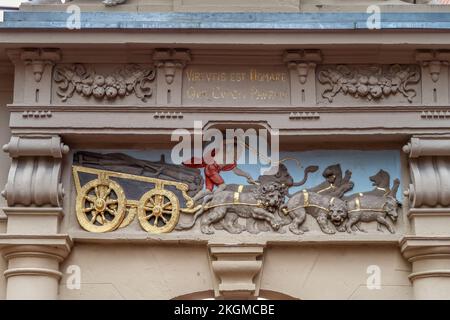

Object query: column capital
[0,237,72,300]
[401,236,450,281]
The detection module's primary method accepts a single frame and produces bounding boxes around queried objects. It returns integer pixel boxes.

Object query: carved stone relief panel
[316,64,421,105]
[70,150,403,237]
[182,66,290,106]
[52,64,156,105]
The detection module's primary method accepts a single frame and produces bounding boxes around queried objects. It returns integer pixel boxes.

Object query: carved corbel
[208,243,264,299]
[416,50,450,104]
[416,50,450,82]
[153,49,191,106]
[283,50,322,105]
[2,135,69,207]
[20,49,61,82]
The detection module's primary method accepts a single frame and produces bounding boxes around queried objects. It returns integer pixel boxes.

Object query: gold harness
[375,187,391,197]
[348,193,387,213]
[233,185,244,204]
[202,185,265,210]
[317,183,335,194]
[283,190,336,215]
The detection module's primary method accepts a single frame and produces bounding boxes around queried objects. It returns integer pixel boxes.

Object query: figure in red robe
[184,151,237,191]
[183,148,255,204]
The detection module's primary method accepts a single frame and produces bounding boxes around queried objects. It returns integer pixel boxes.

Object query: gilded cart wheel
[76,178,126,233]
[138,189,180,233]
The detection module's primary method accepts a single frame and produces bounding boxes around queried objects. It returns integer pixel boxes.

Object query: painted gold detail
[138,188,180,234]
[73,165,192,233]
[75,177,126,233]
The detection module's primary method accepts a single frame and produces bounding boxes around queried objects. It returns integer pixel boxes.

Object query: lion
[345,194,400,233]
[220,164,318,233]
[281,190,348,235]
[176,182,285,234]
[307,164,354,198]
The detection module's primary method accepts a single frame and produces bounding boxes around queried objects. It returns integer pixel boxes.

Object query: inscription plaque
[182,66,290,106]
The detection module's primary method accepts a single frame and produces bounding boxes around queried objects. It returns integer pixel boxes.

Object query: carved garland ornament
[54,64,156,102]
[318,64,420,103]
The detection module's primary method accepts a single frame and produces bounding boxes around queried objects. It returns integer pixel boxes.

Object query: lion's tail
[292,165,319,187]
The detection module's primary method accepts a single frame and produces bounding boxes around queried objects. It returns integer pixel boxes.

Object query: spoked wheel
[76,177,126,233]
[138,189,180,233]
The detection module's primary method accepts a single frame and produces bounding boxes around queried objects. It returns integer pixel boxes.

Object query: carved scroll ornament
[403,137,450,208]
[54,64,156,102]
[2,136,69,207]
[318,64,420,103]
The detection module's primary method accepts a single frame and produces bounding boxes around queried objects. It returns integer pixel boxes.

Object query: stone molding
[400,236,450,281]
[0,234,72,252]
[208,243,264,299]
[2,135,69,207]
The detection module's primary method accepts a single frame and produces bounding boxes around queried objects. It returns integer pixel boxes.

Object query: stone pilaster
[7,49,61,105]
[153,49,191,106]
[401,136,450,299]
[284,50,322,106]
[208,243,264,300]
[416,50,450,105]
[0,135,71,300]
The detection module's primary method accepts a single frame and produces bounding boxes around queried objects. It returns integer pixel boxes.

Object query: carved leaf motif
[53,64,156,102]
[318,64,421,103]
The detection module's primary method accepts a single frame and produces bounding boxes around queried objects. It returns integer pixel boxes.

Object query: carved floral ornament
[53,64,156,102]
[317,64,421,103]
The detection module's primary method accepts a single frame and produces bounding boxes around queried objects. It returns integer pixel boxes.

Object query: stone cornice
[11,103,450,113]
[3,12,450,31]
